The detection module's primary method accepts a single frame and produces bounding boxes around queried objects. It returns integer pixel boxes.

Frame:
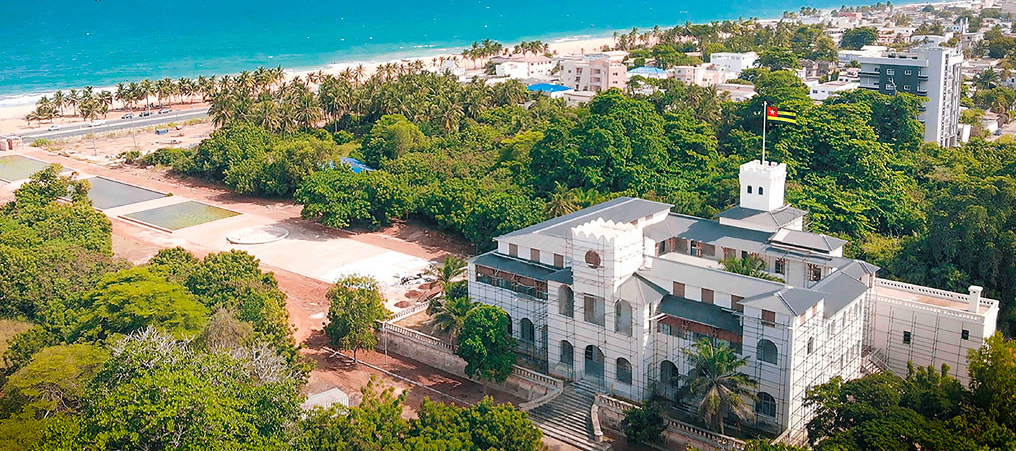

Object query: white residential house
[493,55,555,79]
[558,52,628,92]
[708,52,758,76]
[468,159,998,439]
[808,80,859,101]
[856,45,964,147]
[669,64,735,87]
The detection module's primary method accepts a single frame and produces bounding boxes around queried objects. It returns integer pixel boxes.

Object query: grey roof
[498,197,672,239]
[644,213,772,253]
[741,287,826,316]
[658,295,743,334]
[716,205,808,230]
[641,256,786,297]
[811,272,868,317]
[470,251,557,281]
[769,229,847,253]
[838,260,881,279]
[618,274,669,305]
[547,267,574,285]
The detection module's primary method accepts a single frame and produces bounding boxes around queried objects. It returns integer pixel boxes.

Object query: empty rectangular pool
[122,200,240,231]
[86,177,167,210]
[0,155,51,182]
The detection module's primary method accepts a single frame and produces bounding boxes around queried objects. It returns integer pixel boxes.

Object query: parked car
[89,120,106,127]
[47,124,61,131]
[158,108,171,114]
[138,111,152,117]
[121,113,134,119]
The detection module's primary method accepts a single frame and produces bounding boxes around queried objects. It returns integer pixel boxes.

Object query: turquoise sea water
[2,0,876,104]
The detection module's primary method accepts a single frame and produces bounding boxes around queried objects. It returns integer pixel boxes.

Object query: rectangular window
[690,241,701,256]
[903,331,912,345]
[509,244,518,257]
[886,68,894,75]
[774,259,785,275]
[961,329,970,340]
[732,295,744,313]
[673,282,685,298]
[554,253,564,267]
[657,241,666,255]
[530,248,540,262]
[762,310,776,323]
[701,288,714,305]
[723,248,736,260]
[584,295,605,326]
[809,264,822,282]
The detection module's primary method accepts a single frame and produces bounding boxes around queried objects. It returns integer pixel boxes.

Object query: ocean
[1,0,877,105]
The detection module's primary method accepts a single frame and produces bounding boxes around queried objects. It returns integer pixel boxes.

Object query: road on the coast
[20,107,209,141]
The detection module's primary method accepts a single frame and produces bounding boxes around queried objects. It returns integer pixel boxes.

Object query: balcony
[859,70,880,76]
[918,73,928,80]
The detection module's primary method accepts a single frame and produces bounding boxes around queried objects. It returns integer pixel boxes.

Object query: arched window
[758,186,764,195]
[520,318,535,343]
[506,313,512,336]
[559,285,574,317]
[560,340,574,366]
[584,250,601,268]
[614,300,632,337]
[755,392,777,417]
[747,186,753,194]
[616,358,633,384]
[584,345,604,380]
[757,339,778,365]
[660,360,679,387]
[807,337,814,354]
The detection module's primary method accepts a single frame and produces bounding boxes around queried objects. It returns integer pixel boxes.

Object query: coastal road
[20,107,209,141]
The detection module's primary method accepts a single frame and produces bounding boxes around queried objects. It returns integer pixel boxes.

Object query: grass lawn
[0,319,33,367]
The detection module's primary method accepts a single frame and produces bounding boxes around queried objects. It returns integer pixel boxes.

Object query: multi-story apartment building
[856,45,963,147]
[669,63,734,87]
[492,55,555,79]
[468,159,998,437]
[558,52,627,92]
[708,52,758,76]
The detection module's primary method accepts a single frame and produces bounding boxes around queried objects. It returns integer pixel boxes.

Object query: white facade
[808,80,859,101]
[493,56,555,79]
[857,46,963,147]
[709,52,758,76]
[669,64,735,87]
[468,160,999,437]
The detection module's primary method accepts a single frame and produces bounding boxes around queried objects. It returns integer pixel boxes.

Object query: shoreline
[0,0,953,131]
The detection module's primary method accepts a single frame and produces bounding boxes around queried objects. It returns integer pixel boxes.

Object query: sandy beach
[0,35,616,136]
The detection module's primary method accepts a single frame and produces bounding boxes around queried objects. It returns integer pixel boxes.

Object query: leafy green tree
[411,396,543,451]
[325,275,390,362]
[71,267,209,342]
[296,168,415,230]
[41,329,302,451]
[183,121,277,179]
[755,47,801,71]
[461,192,544,251]
[840,27,879,50]
[679,338,757,434]
[12,165,91,208]
[361,114,427,168]
[195,309,255,352]
[968,333,1016,432]
[456,305,517,385]
[988,36,1016,58]
[2,344,108,417]
[146,246,200,284]
[303,375,409,451]
[622,400,665,445]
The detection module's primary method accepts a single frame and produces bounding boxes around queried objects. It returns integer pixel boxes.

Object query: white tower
[739,160,787,212]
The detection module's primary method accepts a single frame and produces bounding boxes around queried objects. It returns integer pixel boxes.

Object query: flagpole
[761,100,767,164]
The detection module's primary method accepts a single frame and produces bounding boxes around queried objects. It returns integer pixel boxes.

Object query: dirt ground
[38,119,214,166]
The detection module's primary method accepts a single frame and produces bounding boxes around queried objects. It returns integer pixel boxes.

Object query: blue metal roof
[527,83,571,93]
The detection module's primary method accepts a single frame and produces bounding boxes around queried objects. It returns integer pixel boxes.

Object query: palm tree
[51,90,65,116]
[424,255,467,302]
[974,68,1001,90]
[546,182,580,217]
[428,296,478,340]
[720,255,783,281]
[680,338,758,434]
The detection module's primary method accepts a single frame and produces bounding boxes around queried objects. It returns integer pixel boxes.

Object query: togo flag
[766,106,797,124]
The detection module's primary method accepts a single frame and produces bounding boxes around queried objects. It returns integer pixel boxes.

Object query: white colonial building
[468,159,998,437]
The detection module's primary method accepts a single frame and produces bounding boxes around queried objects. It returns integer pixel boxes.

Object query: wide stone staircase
[528,381,612,451]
